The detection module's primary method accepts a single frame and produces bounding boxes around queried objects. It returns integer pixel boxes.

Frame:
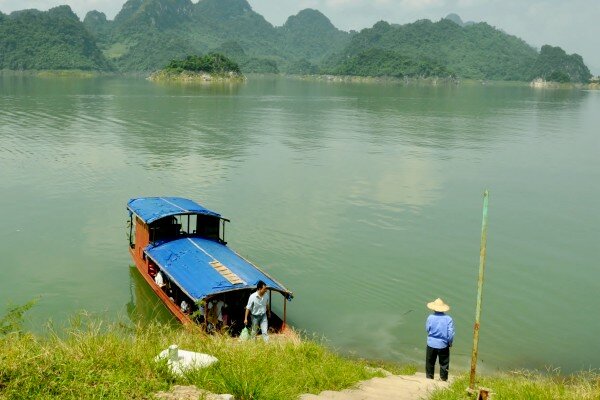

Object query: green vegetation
[443,14,476,28]
[0,6,112,71]
[322,19,538,81]
[279,9,350,65]
[36,70,101,78]
[95,0,349,73]
[430,371,600,400]
[286,58,320,75]
[0,300,36,335]
[164,54,241,75]
[0,301,384,399]
[328,48,451,78]
[0,1,593,82]
[103,42,129,59]
[110,30,198,73]
[321,18,593,82]
[0,312,381,399]
[212,41,279,74]
[529,45,591,83]
[239,58,279,74]
[148,53,245,82]
[364,359,418,376]
[82,10,113,46]
[3,302,599,399]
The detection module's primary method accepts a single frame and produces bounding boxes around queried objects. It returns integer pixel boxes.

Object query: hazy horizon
[0,0,598,74]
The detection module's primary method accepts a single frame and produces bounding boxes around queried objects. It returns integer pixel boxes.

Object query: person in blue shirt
[425,298,455,381]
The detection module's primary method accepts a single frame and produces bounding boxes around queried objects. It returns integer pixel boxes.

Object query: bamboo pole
[469,190,490,390]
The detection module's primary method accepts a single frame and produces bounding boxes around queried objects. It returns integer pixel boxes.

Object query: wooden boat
[127,197,292,335]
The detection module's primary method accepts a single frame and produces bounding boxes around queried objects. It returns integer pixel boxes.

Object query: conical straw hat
[427,298,450,312]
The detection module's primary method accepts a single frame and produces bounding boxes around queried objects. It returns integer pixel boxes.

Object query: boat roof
[128,197,221,224]
[144,236,292,301]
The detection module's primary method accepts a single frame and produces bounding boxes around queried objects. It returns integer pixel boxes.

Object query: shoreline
[1,69,599,90]
[147,70,246,84]
[1,317,598,399]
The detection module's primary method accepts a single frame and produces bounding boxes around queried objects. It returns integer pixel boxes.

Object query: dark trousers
[426,345,450,381]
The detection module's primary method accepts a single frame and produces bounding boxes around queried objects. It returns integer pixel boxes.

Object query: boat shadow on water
[126,265,180,327]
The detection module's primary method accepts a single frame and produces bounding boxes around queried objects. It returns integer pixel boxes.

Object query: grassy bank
[0,316,382,399]
[1,304,599,399]
[430,371,600,399]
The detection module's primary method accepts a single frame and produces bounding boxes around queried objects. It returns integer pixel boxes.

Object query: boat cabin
[127,197,292,335]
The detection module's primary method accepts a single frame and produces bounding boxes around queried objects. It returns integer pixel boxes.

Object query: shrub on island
[149,53,245,83]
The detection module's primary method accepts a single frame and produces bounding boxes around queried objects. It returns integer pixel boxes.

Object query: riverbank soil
[300,372,450,400]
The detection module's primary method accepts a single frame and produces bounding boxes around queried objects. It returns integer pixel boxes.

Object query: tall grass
[429,370,600,400]
[0,316,380,399]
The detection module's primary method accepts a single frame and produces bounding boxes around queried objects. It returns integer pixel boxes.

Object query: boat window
[149,214,224,243]
[188,214,197,234]
[174,214,197,236]
[149,216,182,242]
[174,215,186,234]
[196,215,220,241]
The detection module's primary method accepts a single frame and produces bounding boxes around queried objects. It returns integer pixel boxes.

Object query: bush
[165,53,241,75]
[547,70,571,83]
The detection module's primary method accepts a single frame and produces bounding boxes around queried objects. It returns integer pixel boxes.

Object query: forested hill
[321,17,590,82]
[326,18,539,80]
[82,0,349,73]
[278,9,349,64]
[0,1,592,81]
[530,45,591,83]
[0,6,112,71]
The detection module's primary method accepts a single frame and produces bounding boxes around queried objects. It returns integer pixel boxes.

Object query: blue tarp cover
[145,237,292,301]
[128,197,220,224]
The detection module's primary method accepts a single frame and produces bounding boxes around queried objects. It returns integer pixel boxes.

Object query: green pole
[469,190,490,390]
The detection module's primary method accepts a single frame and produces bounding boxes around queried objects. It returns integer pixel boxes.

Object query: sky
[1,0,598,74]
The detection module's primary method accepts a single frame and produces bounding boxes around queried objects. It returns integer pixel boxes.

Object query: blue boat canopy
[145,237,292,301]
[128,197,221,224]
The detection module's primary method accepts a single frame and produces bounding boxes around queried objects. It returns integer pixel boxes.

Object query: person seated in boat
[166,285,175,302]
[180,299,190,314]
[154,271,166,288]
[206,300,219,328]
[213,299,229,329]
[220,302,229,327]
[211,299,226,327]
[192,300,206,324]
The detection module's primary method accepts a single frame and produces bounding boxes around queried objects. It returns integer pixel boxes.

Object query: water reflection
[126,266,178,327]
[347,156,442,212]
[111,85,260,164]
[1,75,598,373]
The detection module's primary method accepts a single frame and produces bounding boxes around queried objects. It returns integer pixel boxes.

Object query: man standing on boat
[244,280,270,342]
[425,298,454,381]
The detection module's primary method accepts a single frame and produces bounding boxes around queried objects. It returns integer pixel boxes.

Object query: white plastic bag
[240,327,250,341]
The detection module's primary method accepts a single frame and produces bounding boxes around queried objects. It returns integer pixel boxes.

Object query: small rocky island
[149,53,246,83]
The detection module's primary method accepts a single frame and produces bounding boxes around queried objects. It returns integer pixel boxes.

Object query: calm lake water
[1,75,598,373]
